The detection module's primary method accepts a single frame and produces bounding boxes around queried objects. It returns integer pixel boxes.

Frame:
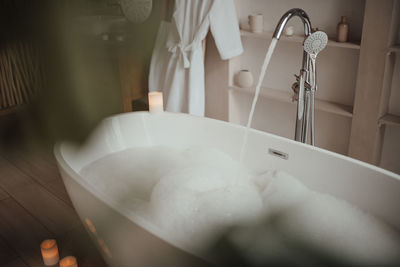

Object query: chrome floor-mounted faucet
[272,8,327,145]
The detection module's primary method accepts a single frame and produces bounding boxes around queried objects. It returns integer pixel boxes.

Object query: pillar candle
[59,256,78,267]
[41,239,60,266]
[148,92,164,113]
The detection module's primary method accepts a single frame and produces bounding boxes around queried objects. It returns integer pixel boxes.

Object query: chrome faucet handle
[294,74,311,87]
[291,74,311,102]
[291,81,299,102]
[292,74,300,101]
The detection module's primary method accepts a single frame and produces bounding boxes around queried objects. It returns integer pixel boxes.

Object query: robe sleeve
[209,0,243,60]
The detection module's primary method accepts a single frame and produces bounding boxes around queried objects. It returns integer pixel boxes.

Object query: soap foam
[149,151,263,249]
[80,146,400,264]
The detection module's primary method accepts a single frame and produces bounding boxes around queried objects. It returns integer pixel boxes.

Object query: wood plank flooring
[0,144,108,267]
[0,187,9,201]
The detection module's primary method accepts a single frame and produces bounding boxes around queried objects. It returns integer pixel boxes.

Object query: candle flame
[41,239,56,249]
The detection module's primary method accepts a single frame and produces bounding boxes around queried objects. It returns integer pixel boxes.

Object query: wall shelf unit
[205,0,400,172]
[348,0,400,173]
[388,45,400,53]
[240,30,361,50]
[379,114,400,127]
[229,86,353,118]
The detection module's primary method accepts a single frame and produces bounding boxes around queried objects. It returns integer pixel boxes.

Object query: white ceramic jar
[237,70,254,88]
[285,26,294,36]
[248,14,263,33]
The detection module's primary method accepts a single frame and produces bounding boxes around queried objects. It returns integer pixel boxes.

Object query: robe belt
[167,41,196,69]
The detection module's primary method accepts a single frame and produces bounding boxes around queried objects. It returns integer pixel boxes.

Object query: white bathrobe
[149,0,243,116]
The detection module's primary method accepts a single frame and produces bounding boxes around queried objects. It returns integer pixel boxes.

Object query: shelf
[229,86,353,118]
[240,30,361,50]
[0,105,25,116]
[388,45,400,53]
[379,114,400,127]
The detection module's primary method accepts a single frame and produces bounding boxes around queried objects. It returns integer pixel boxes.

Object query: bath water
[239,38,278,163]
[80,146,400,265]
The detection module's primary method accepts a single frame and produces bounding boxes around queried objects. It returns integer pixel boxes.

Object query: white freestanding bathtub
[54,111,400,267]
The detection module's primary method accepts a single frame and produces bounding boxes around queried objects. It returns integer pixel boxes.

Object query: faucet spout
[273,8,312,39]
[272,8,313,144]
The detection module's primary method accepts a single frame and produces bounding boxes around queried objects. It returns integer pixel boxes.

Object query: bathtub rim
[68,111,399,180]
[53,111,400,261]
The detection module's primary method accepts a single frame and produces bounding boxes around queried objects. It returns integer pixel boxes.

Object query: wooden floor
[0,142,108,266]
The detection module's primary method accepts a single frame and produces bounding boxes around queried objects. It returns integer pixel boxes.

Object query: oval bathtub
[54,111,400,267]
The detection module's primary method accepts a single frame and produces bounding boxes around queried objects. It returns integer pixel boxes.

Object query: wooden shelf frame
[379,113,400,127]
[348,0,399,165]
[229,86,353,118]
[240,30,361,50]
[388,45,400,53]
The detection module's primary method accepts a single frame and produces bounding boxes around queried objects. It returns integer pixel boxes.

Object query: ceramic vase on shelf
[237,70,254,88]
[337,16,349,42]
[284,26,294,37]
[248,14,263,33]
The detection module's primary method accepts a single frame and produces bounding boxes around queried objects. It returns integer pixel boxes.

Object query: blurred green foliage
[0,0,162,148]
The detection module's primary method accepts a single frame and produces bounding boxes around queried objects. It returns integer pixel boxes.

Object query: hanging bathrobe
[149,0,243,116]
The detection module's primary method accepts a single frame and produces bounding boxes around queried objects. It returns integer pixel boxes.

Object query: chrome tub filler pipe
[272,8,327,145]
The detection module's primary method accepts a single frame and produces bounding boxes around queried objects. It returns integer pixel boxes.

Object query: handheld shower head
[303,31,328,55]
[303,31,327,146]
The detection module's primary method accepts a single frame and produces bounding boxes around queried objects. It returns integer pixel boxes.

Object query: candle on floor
[41,239,60,266]
[148,92,164,113]
[59,256,78,267]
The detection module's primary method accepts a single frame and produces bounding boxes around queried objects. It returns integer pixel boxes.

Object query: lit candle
[59,256,78,267]
[41,239,60,266]
[148,92,164,113]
